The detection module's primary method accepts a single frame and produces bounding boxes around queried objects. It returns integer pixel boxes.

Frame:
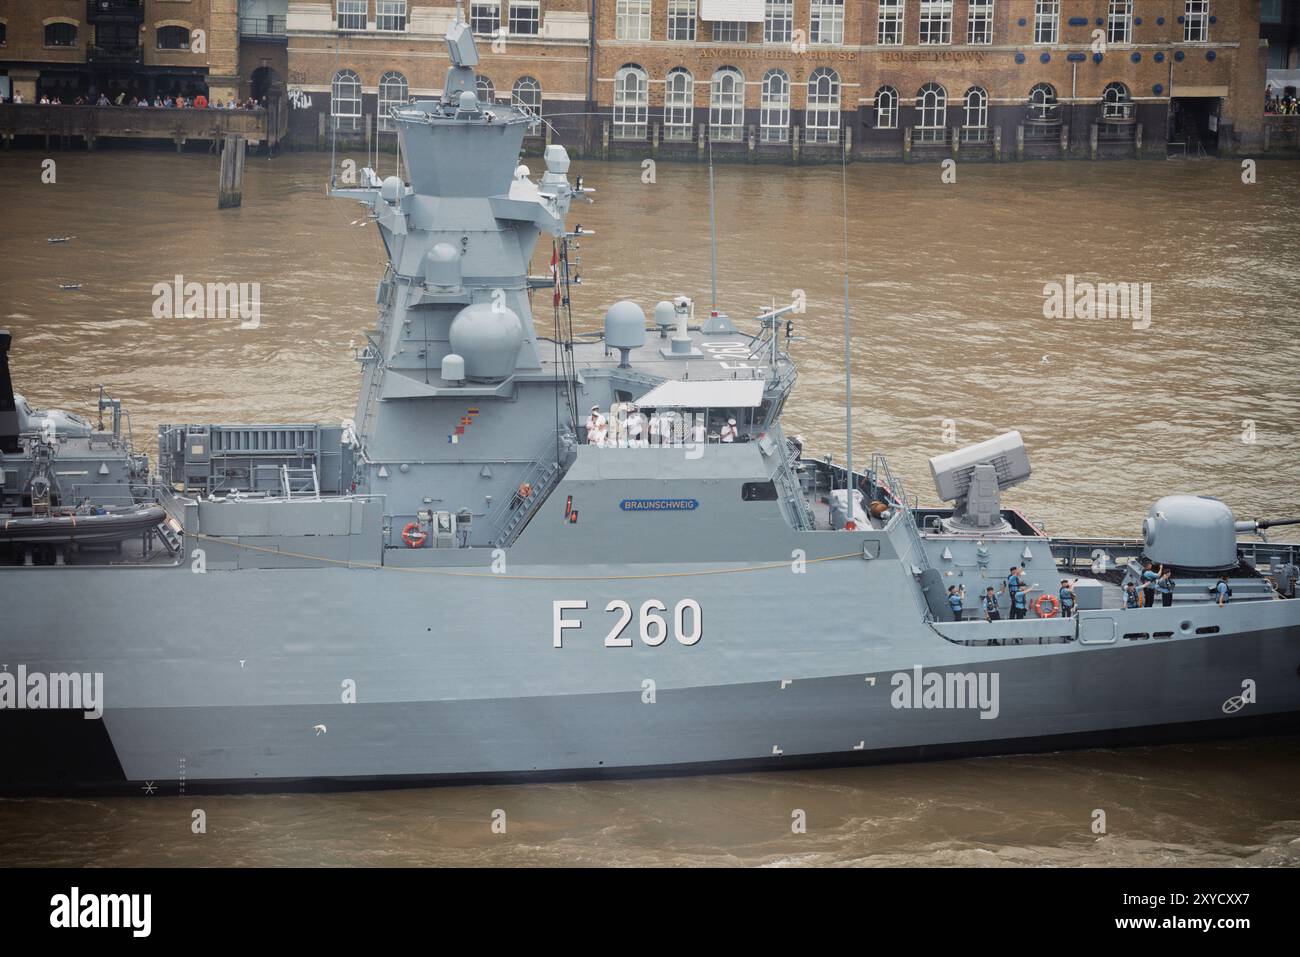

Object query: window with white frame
[377,71,408,130]
[919,0,952,45]
[616,0,651,40]
[806,67,840,143]
[1028,82,1058,122]
[1184,0,1209,42]
[513,76,541,117]
[963,86,987,138]
[760,69,789,142]
[710,67,744,141]
[1033,0,1059,44]
[337,0,366,31]
[1101,81,1132,120]
[765,0,792,44]
[613,65,648,139]
[377,1,407,32]
[667,0,696,41]
[509,1,539,35]
[713,21,747,42]
[810,0,843,45]
[1107,0,1131,44]
[332,68,361,130]
[878,0,904,46]
[967,0,993,44]
[471,2,501,35]
[874,86,898,128]
[476,75,496,102]
[916,82,947,139]
[664,68,694,140]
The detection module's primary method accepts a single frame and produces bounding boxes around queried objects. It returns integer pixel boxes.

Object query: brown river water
[0,149,1297,866]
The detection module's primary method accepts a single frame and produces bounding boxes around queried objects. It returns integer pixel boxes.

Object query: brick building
[0,0,242,104]
[592,0,1270,160]
[282,0,592,149]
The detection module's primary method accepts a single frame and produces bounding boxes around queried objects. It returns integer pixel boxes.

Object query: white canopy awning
[699,0,765,22]
[636,379,765,409]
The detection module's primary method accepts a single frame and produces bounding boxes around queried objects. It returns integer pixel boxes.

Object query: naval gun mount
[927,431,1032,535]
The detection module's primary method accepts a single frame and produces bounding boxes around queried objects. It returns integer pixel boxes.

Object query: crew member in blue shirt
[1156,568,1176,607]
[1123,582,1140,609]
[1214,576,1230,607]
[982,586,1001,622]
[1058,579,1077,616]
[1003,566,1029,620]
[1139,560,1160,609]
[947,584,965,621]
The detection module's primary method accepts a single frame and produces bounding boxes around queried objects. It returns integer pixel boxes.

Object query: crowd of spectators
[5,90,265,110]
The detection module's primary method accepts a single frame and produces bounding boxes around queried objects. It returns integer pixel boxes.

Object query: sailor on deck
[720,418,738,443]
[1003,566,1028,620]
[626,405,646,447]
[982,587,1001,622]
[947,585,965,621]
[586,405,607,446]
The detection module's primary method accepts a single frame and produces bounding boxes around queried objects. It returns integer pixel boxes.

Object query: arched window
[963,86,987,129]
[916,82,947,139]
[332,69,361,130]
[1028,82,1059,123]
[378,71,408,131]
[874,85,898,129]
[476,75,495,103]
[664,68,694,141]
[806,67,840,144]
[156,26,190,50]
[613,64,648,140]
[709,67,744,142]
[760,69,790,143]
[44,22,78,48]
[513,76,541,117]
[1101,81,1132,120]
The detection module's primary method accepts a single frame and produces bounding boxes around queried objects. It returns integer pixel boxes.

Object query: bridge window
[668,0,696,41]
[156,26,190,50]
[331,69,361,130]
[377,1,408,32]
[45,22,79,48]
[664,68,694,142]
[336,0,367,32]
[509,1,539,36]
[742,481,778,502]
[378,71,407,131]
[874,85,898,129]
[513,75,541,119]
[760,69,789,143]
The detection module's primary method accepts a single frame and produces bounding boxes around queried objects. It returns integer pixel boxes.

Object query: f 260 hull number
[552,599,702,648]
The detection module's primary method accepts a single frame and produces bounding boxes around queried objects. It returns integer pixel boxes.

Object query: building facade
[0,0,242,103]
[282,0,592,149]
[593,0,1270,160]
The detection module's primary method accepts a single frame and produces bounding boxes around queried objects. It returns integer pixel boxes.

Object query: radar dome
[380,176,403,204]
[653,301,676,336]
[1143,495,1237,571]
[605,301,646,368]
[424,243,462,289]
[449,302,524,382]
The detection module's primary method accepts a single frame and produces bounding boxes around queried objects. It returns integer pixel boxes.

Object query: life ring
[1033,594,1060,618]
[402,521,427,548]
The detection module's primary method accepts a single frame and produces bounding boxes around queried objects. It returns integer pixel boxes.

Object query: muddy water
[0,150,1297,866]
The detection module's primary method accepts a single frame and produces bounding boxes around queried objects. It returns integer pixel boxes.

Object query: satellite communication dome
[380,176,403,204]
[441,353,466,384]
[653,301,676,336]
[449,302,524,381]
[1143,495,1237,571]
[457,91,479,113]
[424,243,462,289]
[604,301,646,368]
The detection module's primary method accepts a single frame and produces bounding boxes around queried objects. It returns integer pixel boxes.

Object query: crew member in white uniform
[626,405,646,447]
[720,418,738,443]
[586,405,607,446]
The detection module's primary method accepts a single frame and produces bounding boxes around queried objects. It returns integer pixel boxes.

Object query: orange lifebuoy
[402,521,427,548]
[1033,593,1060,618]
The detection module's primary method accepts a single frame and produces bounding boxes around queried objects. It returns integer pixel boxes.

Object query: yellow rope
[188,531,861,581]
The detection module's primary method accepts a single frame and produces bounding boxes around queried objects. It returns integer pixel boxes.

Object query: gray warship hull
[5,538,1299,792]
